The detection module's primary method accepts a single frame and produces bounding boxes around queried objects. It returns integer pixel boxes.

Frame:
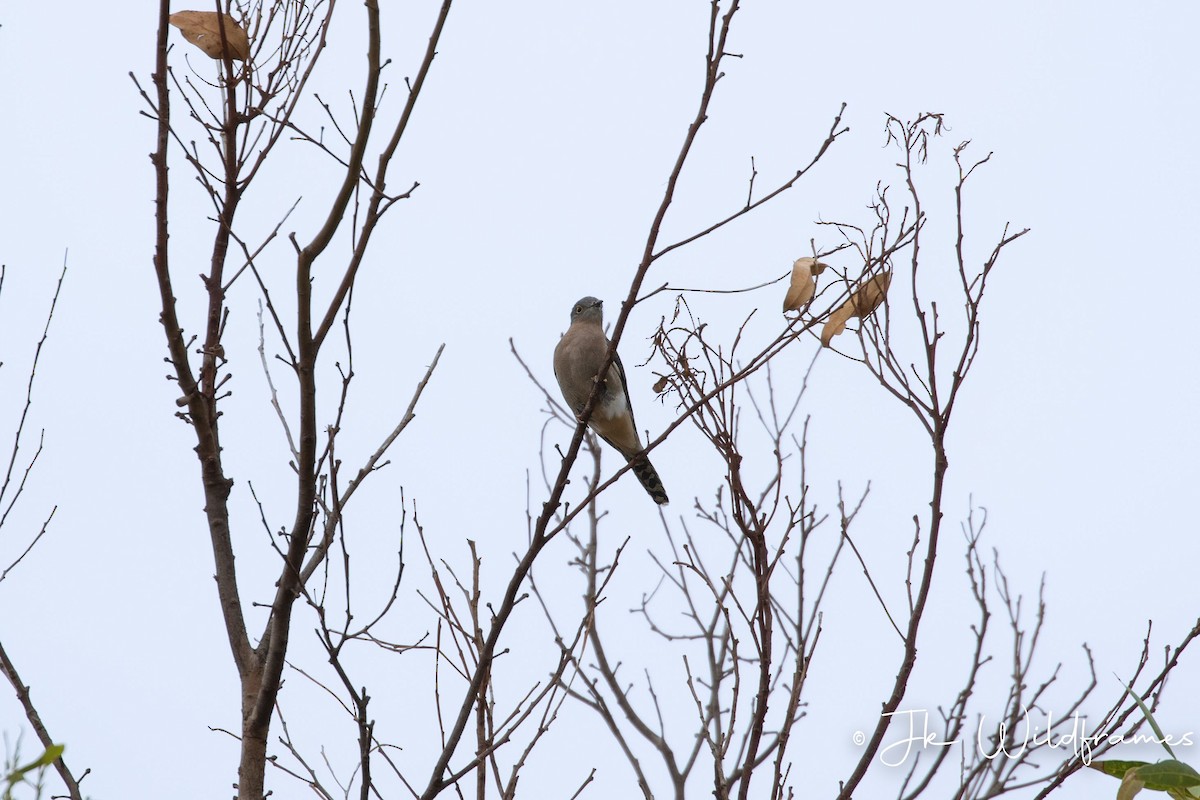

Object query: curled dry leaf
[653,359,697,394]
[820,270,892,347]
[169,11,250,61]
[782,257,828,312]
[1116,769,1145,800]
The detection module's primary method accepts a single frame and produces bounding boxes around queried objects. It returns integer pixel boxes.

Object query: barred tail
[630,456,669,506]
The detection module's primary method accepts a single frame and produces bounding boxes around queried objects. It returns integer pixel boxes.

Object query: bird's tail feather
[630,456,669,506]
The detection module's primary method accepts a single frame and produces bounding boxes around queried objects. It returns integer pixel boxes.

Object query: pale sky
[0,2,1197,798]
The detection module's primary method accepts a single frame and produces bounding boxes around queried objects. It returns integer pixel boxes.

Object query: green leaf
[1134,761,1200,792]
[1093,760,1200,799]
[1093,760,1153,779]
[34,744,64,768]
[3,743,65,799]
[1116,675,1177,759]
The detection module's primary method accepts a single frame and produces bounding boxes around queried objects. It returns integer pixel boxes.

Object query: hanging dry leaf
[820,270,892,347]
[782,257,828,312]
[652,375,670,393]
[820,303,853,346]
[169,11,250,62]
[852,270,891,316]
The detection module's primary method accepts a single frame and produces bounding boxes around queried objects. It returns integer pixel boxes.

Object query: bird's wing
[590,347,643,458]
[611,348,638,436]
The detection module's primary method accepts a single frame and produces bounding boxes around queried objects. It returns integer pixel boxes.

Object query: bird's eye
[574,305,582,314]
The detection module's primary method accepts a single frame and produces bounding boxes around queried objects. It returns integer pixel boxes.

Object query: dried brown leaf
[169,11,250,61]
[652,375,669,393]
[1117,768,1145,800]
[852,271,891,317]
[783,257,827,312]
[820,303,853,346]
[820,270,892,347]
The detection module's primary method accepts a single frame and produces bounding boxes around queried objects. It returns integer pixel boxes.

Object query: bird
[553,297,669,506]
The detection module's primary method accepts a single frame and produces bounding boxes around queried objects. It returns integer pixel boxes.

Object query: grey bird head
[569,296,603,324]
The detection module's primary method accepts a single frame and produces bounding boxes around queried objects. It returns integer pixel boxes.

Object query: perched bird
[553,297,669,506]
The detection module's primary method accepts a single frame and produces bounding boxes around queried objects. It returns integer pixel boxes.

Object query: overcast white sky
[1,2,1197,798]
